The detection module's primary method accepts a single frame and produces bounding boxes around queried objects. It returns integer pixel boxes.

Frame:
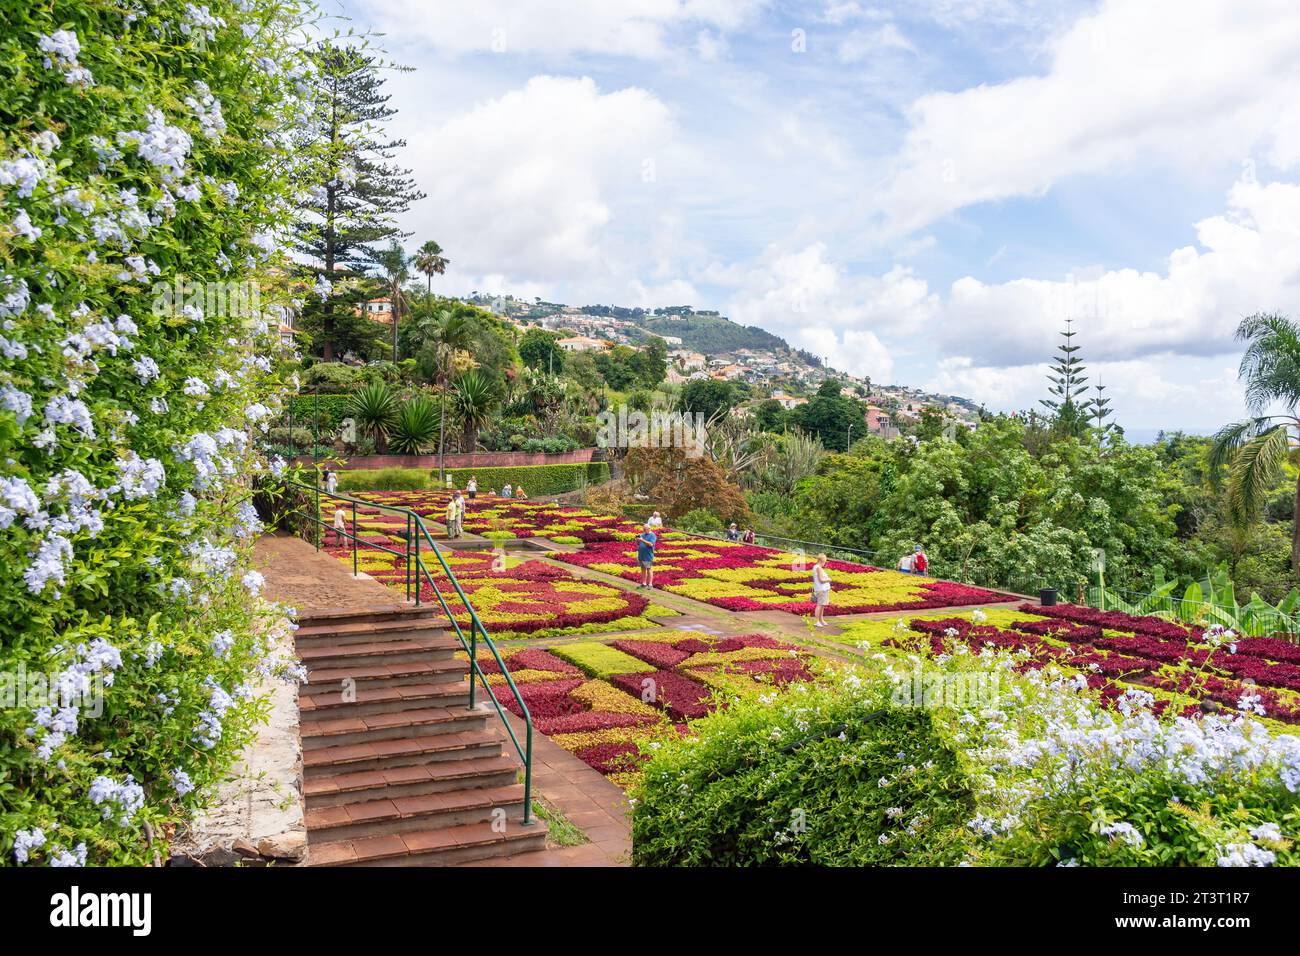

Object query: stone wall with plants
[0,0,313,866]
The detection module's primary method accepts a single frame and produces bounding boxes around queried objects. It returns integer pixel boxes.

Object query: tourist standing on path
[726,523,740,542]
[812,553,832,626]
[323,467,337,496]
[515,485,527,499]
[637,523,658,589]
[647,511,663,529]
[898,550,914,574]
[467,476,477,500]
[453,491,466,538]
[912,545,928,576]
[742,528,755,544]
[501,483,512,499]
[446,493,461,539]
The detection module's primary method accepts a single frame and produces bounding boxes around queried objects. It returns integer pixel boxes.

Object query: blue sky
[326,0,1300,438]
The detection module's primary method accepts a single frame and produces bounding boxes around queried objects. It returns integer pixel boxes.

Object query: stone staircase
[296,607,548,865]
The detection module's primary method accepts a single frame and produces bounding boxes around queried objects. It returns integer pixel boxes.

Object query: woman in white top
[467,476,477,500]
[323,468,337,495]
[812,553,831,627]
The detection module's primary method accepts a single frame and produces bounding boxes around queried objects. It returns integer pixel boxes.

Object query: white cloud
[398,75,678,297]
[722,243,938,381]
[836,23,915,62]
[354,0,768,59]
[876,0,1300,235]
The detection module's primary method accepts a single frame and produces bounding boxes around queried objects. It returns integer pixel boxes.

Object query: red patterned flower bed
[325,544,656,636]
[472,630,819,786]
[873,603,1300,724]
[555,536,1009,616]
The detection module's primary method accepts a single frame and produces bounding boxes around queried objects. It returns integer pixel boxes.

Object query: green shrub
[0,0,312,866]
[550,643,656,679]
[632,673,975,865]
[266,426,313,448]
[675,507,724,534]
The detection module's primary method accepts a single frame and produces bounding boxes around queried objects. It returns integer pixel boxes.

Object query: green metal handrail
[286,478,535,825]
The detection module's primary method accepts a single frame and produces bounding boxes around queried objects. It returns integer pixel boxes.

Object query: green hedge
[336,461,609,494]
[283,393,354,432]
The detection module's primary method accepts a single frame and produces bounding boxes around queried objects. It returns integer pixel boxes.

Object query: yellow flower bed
[570,680,661,716]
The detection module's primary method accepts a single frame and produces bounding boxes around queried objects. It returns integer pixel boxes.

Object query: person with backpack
[912,545,928,576]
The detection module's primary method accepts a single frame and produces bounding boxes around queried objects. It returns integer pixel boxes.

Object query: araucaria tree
[291,41,424,361]
[1041,319,1095,438]
[1210,312,1300,572]
[0,0,315,865]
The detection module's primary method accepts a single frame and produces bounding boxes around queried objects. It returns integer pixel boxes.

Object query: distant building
[771,391,807,410]
[359,297,394,325]
[557,335,607,352]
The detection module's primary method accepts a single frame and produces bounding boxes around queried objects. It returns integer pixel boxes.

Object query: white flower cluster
[88,774,146,825]
[38,30,94,88]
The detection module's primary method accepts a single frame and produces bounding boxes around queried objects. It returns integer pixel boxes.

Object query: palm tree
[370,242,410,364]
[413,240,448,297]
[451,368,499,453]
[1210,312,1300,572]
[411,308,476,480]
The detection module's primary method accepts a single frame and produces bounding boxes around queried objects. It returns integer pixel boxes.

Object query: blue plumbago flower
[12,828,46,863]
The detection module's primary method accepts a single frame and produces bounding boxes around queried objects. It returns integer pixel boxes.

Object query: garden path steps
[255,535,551,866]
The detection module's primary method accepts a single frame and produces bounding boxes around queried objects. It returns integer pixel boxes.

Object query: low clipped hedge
[283,393,356,433]
[335,461,609,494]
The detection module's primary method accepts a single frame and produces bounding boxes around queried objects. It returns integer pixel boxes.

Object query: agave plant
[348,382,398,453]
[389,394,441,454]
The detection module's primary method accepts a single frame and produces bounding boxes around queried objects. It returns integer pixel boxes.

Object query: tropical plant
[389,395,441,454]
[349,382,399,453]
[764,427,825,494]
[1210,313,1300,572]
[1097,563,1300,637]
[412,239,449,295]
[451,368,500,452]
[369,240,410,364]
[413,308,476,477]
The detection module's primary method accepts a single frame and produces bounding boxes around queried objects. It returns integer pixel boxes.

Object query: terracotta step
[297,634,460,668]
[305,657,469,691]
[300,706,488,750]
[305,755,519,809]
[305,784,526,842]
[300,681,472,718]
[302,728,503,776]
[295,615,450,648]
[295,606,439,628]
[309,819,548,867]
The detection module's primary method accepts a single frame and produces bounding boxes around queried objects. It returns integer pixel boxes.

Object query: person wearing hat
[726,522,740,542]
[912,545,929,576]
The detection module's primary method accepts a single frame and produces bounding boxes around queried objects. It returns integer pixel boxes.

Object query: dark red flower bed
[611,639,693,669]
[610,668,713,721]
[575,741,647,774]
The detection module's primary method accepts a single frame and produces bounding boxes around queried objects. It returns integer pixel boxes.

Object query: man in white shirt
[647,511,663,528]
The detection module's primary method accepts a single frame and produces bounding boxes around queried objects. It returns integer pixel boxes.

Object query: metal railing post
[351,500,357,577]
[469,623,477,709]
[413,525,420,607]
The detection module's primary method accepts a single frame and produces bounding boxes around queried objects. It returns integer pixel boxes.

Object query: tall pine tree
[292,42,425,361]
[1040,319,1094,438]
